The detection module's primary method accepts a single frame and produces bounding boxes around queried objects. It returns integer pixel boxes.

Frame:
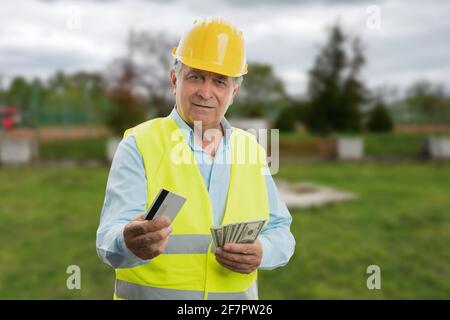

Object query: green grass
[0,163,449,299]
[39,137,108,161]
[259,162,450,299]
[36,132,444,160]
[279,132,445,157]
[362,133,425,157]
[0,167,113,299]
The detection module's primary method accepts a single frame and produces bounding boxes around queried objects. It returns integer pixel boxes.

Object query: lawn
[39,137,108,161]
[0,162,449,299]
[280,132,438,157]
[37,132,441,161]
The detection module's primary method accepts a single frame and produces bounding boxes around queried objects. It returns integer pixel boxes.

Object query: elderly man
[96,17,295,300]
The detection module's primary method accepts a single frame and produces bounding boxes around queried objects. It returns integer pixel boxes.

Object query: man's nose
[197,79,214,100]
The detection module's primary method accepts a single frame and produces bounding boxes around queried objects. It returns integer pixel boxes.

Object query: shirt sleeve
[96,135,151,269]
[258,169,296,270]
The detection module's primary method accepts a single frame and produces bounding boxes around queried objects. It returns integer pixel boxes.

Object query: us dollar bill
[210,226,223,247]
[231,222,245,243]
[210,226,218,247]
[227,222,237,244]
[224,224,231,245]
[211,219,266,247]
[236,219,266,244]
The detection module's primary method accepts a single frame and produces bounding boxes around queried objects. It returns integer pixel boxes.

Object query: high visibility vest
[114,116,269,300]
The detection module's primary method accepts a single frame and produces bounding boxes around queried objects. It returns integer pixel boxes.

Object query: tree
[106,88,147,137]
[105,53,147,137]
[304,23,366,135]
[40,71,110,125]
[367,101,394,132]
[107,30,176,117]
[231,63,288,120]
[274,106,297,132]
[237,63,287,103]
[3,76,32,110]
[404,80,449,123]
[2,76,38,126]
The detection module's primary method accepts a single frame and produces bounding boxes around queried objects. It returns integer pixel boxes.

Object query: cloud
[1,0,449,96]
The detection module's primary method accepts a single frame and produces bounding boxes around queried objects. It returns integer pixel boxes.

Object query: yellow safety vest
[114,116,269,300]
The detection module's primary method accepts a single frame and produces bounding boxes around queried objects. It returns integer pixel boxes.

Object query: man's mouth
[192,103,214,109]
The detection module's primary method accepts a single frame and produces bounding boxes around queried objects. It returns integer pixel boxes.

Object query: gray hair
[173,59,243,86]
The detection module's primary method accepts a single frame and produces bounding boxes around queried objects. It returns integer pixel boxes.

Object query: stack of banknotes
[210,219,266,248]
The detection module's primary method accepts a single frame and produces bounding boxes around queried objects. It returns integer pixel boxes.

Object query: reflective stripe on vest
[115,279,258,300]
[165,234,213,254]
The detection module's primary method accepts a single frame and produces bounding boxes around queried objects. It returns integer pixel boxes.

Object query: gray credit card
[144,188,187,222]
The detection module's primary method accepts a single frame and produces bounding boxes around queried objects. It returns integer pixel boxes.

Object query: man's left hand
[214,240,262,274]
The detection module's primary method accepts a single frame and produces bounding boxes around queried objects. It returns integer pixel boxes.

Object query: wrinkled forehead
[183,66,231,81]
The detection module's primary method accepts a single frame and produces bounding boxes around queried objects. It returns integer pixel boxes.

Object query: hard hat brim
[172,47,248,78]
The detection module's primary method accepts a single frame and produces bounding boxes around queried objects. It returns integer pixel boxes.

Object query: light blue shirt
[96,106,295,270]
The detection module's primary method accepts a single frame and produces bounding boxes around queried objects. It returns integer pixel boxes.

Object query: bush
[105,88,147,137]
[274,107,296,132]
[366,103,394,132]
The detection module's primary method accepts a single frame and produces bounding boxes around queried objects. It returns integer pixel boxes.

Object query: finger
[136,236,170,259]
[128,235,151,250]
[135,227,172,245]
[160,236,170,253]
[217,258,249,273]
[215,248,256,265]
[132,226,173,247]
[147,236,170,257]
[124,221,148,237]
[216,252,256,269]
[223,243,258,255]
[216,257,254,274]
[152,216,172,229]
[215,253,254,270]
[130,218,172,236]
[135,245,154,259]
[135,215,146,221]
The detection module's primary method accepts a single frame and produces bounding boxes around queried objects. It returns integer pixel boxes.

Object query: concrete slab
[0,139,38,165]
[276,180,357,209]
[335,138,364,160]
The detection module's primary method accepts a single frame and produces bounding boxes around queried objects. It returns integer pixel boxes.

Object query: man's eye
[189,75,200,80]
[215,79,226,86]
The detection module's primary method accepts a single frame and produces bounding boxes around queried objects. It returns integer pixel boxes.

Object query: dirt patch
[278,138,334,157]
[1,126,110,142]
[395,123,450,134]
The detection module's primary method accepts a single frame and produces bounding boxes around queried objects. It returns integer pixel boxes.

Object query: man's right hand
[123,215,172,260]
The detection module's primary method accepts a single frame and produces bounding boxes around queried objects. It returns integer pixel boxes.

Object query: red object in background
[0,106,19,130]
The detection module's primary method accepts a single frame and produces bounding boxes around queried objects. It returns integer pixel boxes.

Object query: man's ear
[169,69,177,96]
[230,84,241,104]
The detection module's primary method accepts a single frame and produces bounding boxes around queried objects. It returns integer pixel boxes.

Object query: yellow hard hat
[172,17,248,77]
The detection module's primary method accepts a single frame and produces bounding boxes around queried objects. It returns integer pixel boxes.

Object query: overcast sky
[1,0,449,97]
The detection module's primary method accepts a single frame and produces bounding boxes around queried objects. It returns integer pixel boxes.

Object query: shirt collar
[169,105,232,150]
